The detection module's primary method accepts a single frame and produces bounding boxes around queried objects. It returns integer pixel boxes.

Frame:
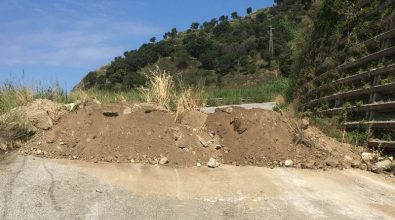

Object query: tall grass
[0,82,74,115]
[0,84,34,114]
[1,73,289,116]
[175,87,206,121]
[206,77,289,105]
[139,66,174,110]
[71,89,142,104]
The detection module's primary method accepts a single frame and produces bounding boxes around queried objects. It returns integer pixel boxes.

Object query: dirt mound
[21,102,362,169]
[0,99,68,131]
[23,102,220,167]
[205,107,361,168]
[0,99,69,154]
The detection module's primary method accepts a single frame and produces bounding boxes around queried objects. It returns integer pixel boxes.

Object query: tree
[213,21,231,37]
[219,15,228,22]
[149,37,156,43]
[199,48,219,70]
[247,7,253,14]
[123,72,146,89]
[183,32,212,58]
[172,48,190,69]
[83,71,97,88]
[231,11,239,20]
[191,22,200,30]
[170,28,178,37]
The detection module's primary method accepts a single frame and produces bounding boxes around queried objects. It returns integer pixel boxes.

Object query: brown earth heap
[21,101,362,169]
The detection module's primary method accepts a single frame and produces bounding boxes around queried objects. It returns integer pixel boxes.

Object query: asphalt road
[1,154,395,219]
[201,102,276,113]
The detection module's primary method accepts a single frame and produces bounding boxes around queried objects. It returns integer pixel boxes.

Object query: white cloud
[0,1,164,68]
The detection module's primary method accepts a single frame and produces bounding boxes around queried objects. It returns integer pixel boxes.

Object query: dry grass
[70,89,90,102]
[175,87,206,121]
[139,66,174,111]
[137,66,206,121]
[0,85,34,114]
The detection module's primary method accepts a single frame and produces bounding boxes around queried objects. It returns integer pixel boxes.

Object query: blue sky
[0,0,274,90]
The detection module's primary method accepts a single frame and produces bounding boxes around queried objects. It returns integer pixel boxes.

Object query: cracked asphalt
[1,153,395,219]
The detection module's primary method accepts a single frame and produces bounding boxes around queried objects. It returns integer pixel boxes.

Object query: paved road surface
[1,154,395,219]
[201,102,276,113]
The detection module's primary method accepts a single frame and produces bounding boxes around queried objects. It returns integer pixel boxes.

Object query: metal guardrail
[307,64,395,96]
[368,140,395,150]
[307,82,395,108]
[319,101,395,115]
[213,97,255,104]
[313,46,395,84]
[304,26,395,150]
[342,121,395,129]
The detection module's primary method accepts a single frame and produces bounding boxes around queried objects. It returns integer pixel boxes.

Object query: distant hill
[76,0,312,90]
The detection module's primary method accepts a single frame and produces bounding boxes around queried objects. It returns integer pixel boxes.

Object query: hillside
[77,0,312,90]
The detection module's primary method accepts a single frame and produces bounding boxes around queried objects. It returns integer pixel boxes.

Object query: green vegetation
[206,77,289,105]
[0,82,73,115]
[78,0,312,90]
[0,84,33,114]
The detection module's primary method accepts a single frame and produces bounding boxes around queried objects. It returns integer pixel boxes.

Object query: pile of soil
[207,107,362,168]
[21,101,362,169]
[23,103,220,167]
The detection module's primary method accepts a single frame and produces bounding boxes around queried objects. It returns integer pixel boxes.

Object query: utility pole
[269,25,274,60]
[267,25,274,67]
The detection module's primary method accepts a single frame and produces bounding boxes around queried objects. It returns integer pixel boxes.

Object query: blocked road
[1,154,395,219]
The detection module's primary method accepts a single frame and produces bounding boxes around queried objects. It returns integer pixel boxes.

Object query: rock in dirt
[0,99,66,132]
[67,100,83,112]
[176,140,188,149]
[371,160,394,174]
[362,152,377,163]
[360,163,368,171]
[36,149,43,155]
[0,142,8,151]
[207,158,220,168]
[198,136,209,148]
[231,117,247,134]
[179,110,207,129]
[284,160,294,167]
[215,145,223,150]
[301,118,310,129]
[325,158,339,168]
[302,160,316,169]
[223,107,233,114]
[103,111,119,117]
[351,160,361,168]
[26,110,53,130]
[123,107,132,115]
[344,155,353,162]
[159,157,169,165]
